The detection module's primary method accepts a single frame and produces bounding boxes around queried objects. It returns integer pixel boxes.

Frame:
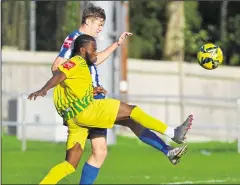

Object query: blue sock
[79,162,99,185]
[139,128,169,155]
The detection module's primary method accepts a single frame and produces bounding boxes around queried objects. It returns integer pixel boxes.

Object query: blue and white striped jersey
[58,30,81,59]
[58,30,105,99]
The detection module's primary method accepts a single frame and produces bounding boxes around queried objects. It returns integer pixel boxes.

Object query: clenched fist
[93,86,107,96]
[117,32,133,46]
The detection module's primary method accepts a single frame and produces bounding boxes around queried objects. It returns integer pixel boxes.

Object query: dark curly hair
[71,34,96,57]
[81,3,106,24]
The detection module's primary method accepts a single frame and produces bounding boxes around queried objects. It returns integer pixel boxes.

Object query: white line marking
[166,179,228,184]
[100,176,238,184]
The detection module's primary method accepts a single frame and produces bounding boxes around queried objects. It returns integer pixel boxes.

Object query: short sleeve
[58,60,77,78]
[58,36,74,59]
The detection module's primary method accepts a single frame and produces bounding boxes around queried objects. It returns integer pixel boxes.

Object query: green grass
[2,134,240,184]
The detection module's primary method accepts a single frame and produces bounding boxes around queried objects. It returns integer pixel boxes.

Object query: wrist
[41,87,48,92]
[116,40,121,47]
[116,42,120,47]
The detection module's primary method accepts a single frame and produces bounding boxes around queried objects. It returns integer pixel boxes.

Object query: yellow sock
[130,106,169,134]
[39,161,75,184]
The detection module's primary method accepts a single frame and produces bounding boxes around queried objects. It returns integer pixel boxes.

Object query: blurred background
[2,1,240,184]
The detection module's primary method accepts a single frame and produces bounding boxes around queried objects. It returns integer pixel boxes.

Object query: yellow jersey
[53,55,94,121]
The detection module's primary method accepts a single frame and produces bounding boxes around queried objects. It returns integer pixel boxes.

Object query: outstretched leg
[116,119,170,155]
[116,102,193,144]
[116,119,188,165]
[74,99,193,144]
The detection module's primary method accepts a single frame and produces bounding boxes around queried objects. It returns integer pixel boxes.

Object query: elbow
[52,57,66,73]
[51,64,58,73]
[51,60,62,73]
[51,65,55,72]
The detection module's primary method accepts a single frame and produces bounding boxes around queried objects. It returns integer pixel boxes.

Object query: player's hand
[28,89,47,101]
[93,86,107,96]
[117,32,133,46]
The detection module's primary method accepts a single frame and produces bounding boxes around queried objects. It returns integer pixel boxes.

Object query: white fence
[2,93,240,153]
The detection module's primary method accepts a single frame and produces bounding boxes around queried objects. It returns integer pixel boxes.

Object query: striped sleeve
[58,31,82,59]
[58,36,74,59]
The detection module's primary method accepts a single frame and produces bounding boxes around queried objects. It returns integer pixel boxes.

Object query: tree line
[2,1,240,66]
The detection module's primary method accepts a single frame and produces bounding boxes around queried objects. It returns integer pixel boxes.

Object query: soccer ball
[197,43,223,70]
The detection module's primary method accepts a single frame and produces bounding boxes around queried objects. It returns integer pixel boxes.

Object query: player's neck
[73,53,86,61]
[79,24,92,36]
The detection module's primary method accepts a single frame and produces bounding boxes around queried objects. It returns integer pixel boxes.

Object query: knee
[126,120,143,137]
[129,105,136,109]
[92,144,108,161]
[124,119,135,129]
[118,103,136,117]
[127,105,136,113]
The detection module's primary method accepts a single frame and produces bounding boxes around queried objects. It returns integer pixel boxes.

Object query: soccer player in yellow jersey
[28,34,193,184]
[49,4,188,185]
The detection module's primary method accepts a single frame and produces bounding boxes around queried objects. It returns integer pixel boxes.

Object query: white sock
[164,126,175,138]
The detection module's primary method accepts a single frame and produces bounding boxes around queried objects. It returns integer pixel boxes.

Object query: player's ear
[80,47,86,55]
[86,18,92,26]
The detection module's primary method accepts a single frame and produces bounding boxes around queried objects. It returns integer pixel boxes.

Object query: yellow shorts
[65,98,120,150]
[73,98,120,128]
[66,119,89,150]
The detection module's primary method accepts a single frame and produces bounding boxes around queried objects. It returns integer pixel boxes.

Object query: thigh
[75,99,120,128]
[66,118,89,150]
[88,128,107,139]
[116,102,135,121]
[90,135,107,152]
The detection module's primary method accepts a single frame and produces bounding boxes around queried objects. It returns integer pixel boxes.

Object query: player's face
[85,41,97,65]
[88,18,105,37]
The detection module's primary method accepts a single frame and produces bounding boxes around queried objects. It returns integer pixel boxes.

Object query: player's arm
[28,70,66,101]
[95,32,132,66]
[95,42,118,66]
[51,36,73,74]
[51,57,68,75]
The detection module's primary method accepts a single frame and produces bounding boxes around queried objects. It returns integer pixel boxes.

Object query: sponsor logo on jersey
[63,61,76,70]
[63,37,74,49]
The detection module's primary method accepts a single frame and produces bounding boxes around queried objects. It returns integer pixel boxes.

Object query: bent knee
[129,104,136,109]
[92,147,108,158]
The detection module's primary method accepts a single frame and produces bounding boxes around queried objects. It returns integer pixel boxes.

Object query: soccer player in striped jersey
[49,3,189,184]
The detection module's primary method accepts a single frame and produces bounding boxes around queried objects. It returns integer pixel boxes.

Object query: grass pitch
[2,134,240,184]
